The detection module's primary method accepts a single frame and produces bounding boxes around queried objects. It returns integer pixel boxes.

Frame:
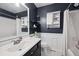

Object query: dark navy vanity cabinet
[23,41,41,56]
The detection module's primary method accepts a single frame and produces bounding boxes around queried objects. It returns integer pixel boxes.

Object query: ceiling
[34,3,53,8]
[0,3,53,13]
[0,3,27,13]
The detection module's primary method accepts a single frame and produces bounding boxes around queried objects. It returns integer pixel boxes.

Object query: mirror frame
[20,3,30,35]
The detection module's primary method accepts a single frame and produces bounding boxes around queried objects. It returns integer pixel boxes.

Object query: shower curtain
[64,9,77,56]
[63,10,69,55]
[68,10,79,56]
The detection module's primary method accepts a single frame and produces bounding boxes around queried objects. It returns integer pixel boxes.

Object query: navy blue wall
[37,3,70,33]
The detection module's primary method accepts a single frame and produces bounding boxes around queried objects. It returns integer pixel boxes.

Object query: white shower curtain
[68,10,79,56]
[63,10,69,55]
[64,9,78,56]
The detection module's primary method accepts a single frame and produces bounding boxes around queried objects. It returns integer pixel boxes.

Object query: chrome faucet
[13,37,22,45]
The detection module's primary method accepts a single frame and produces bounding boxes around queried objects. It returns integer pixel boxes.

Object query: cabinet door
[31,41,41,56]
[23,44,37,56]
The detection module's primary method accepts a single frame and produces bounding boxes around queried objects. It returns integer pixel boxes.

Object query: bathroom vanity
[0,3,41,56]
[0,36,41,56]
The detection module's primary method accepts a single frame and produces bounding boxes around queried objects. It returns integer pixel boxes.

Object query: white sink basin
[7,41,26,52]
[0,37,41,56]
[7,38,34,52]
[7,38,32,52]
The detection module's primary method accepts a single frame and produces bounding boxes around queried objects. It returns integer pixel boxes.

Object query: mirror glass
[0,3,29,40]
[47,11,60,28]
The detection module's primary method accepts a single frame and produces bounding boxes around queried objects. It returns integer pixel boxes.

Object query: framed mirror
[0,3,29,41]
[47,11,60,28]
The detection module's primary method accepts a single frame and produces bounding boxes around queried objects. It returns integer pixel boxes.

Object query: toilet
[41,42,56,56]
[41,41,63,56]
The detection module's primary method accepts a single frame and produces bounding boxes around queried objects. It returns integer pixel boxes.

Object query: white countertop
[0,36,41,56]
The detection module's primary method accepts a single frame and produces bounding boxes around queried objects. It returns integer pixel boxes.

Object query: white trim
[63,10,69,56]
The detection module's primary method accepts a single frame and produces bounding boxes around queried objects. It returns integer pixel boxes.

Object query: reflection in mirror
[16,16,29,36]
[21,16,28,32]
[47,11,60,28]
[0,3,29,41]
